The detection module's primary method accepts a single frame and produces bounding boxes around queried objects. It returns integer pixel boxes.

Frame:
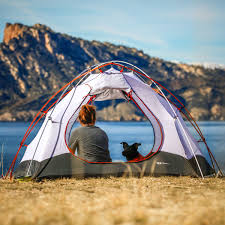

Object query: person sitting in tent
[68,104,112,162]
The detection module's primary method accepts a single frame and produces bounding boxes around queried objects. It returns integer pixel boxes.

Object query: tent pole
[95,61,209,178]
[114,62,205,178]
[175,117,204,178]
[25,70,93,177]
[150,84,204,178]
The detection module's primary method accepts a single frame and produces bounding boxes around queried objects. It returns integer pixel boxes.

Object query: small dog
[120,142,145,162]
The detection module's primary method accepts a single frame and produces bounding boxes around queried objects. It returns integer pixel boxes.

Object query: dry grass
[0,176,224,225]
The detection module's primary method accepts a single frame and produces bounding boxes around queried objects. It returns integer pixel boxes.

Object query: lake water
[0,121,225,174]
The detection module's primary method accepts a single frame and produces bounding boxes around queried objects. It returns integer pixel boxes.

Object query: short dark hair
[78,104,96,125]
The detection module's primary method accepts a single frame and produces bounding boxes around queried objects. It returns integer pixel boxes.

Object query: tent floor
[14,152,215,179]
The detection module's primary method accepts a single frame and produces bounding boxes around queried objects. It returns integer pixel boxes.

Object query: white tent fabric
[20,68,203,165]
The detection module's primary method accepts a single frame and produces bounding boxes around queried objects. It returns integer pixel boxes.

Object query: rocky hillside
[0,23,225,121]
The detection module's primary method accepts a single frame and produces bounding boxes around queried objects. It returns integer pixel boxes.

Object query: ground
[0,176,224,225]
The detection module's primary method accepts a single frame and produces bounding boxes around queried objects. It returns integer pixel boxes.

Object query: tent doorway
[69,99,155,162]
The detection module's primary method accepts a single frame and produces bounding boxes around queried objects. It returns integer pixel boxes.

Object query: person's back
[68,104,112,162]
[69,125,111,162]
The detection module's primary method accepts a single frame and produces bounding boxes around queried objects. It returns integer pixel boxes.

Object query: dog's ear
[134,143,141,149]
[120,142,129,148]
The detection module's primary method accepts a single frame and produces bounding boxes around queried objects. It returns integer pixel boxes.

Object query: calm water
[0,121,225,174]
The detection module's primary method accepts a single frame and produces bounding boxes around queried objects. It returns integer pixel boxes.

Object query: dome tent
[8,61,221,179]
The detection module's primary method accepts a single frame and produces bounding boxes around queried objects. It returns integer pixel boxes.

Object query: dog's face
[120,142,141,161]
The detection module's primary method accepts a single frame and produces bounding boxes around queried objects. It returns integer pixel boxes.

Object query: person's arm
[68,129,79,154]
[104,131,109,149]
[103,130,112,162]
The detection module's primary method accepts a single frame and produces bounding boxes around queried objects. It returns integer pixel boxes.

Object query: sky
[0,0,225,66]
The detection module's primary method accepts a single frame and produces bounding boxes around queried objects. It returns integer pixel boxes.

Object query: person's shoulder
[71,126,83,135]
[95,126,108,136]
[93,126,103,131]
[73,126,83,131]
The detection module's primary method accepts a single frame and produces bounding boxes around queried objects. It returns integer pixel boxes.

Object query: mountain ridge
[0,23,225,121]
